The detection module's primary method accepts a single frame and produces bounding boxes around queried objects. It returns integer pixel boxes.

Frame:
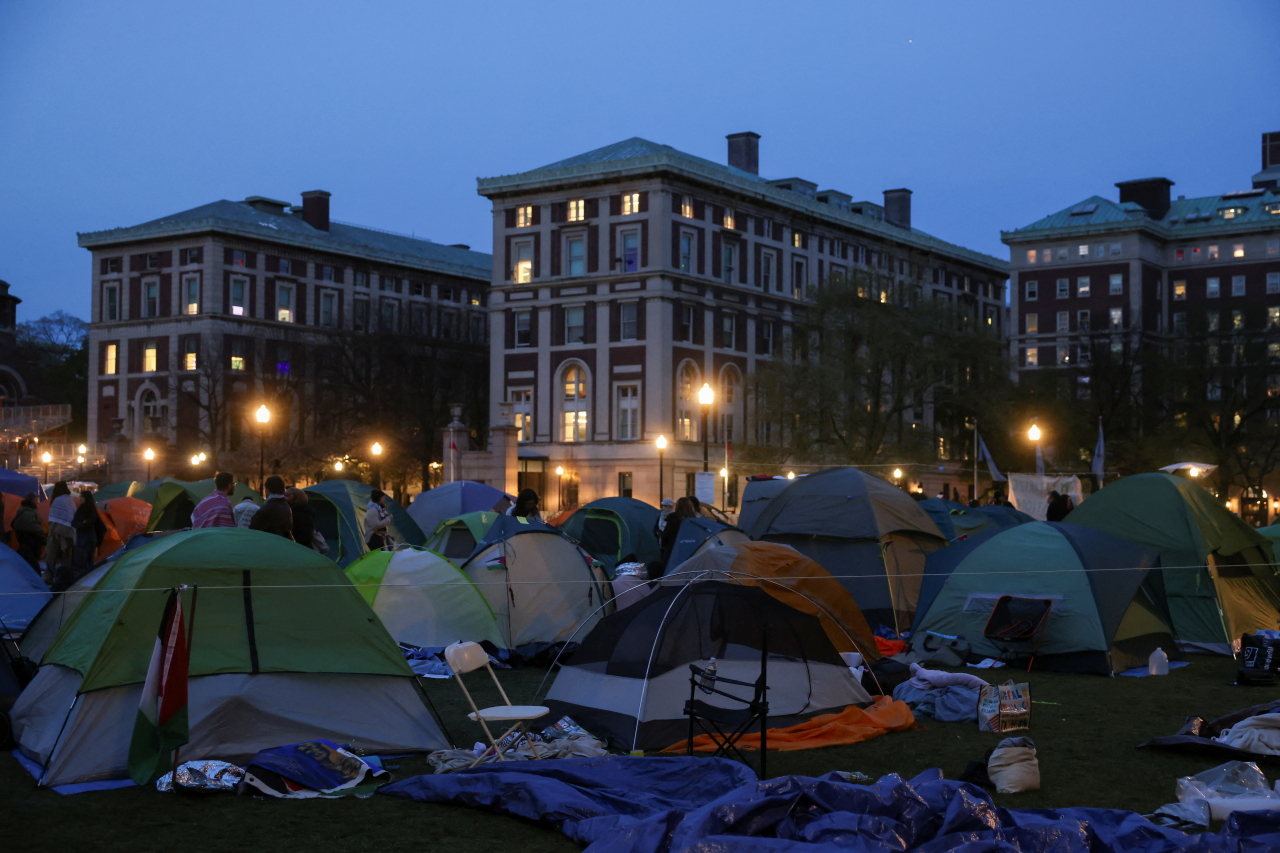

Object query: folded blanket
[907,662,988,691]
[1216,713,1280,756]
[660,696,916,754]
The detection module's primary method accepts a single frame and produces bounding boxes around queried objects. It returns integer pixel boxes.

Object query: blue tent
[406,481,513,542]
[919,498,1033,541]
[735,477,792,533]
[666,517,749,572]
[306,480,425,568]
[0,468,43,500]
[0,542,50,632]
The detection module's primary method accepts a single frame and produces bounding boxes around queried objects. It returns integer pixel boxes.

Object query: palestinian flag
[127,588,190,785]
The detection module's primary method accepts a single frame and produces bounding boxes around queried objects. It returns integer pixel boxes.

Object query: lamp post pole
[372,442,383,490]
[145,448,154,482]
[656,435,667,505]
[42,452,50,485]
[698,384,714,474]
[256,405,271,491]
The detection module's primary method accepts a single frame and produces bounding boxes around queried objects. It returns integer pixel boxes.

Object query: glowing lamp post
[371,441,383,489]
[255,405,270,489]
[41,451,51,484]
[698,383,714,473]
[787,471,795,480]
[334,460,344,472]
[1189,466,1201,478]
[556,465,565,511]
[656,435,667,504]
[144,447,154,481]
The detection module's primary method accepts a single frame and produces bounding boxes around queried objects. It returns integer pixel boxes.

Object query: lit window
[514,310,531,347]
[231,278,247,316]
[511,389,532,442]
[1058,345,1069,365]
[561,366,588,441]
[566,237,584,276]
[516,205,533,227]
[184,338,198,371]
[1078,245,1088,257]
[616,385,639,440]
[1056,278,1069,298]
[1110,242,1122,256]
[1269,272,1280,294]
[567,199,585,222]
[679,233,693,273]
[1077,277,1090,297]
[276,285,293,322]
[1026,250,1037,264]
[1026,347,1038,367]
[793,232,802,248]
[1267,239,1279,256]
[565,306,585,344]
[104,286,119,321]
[1270,307,1280,329]
[1173,280,1187,300]
[230,339,245,371]
[321,292,335,327]
[938,436,951,460]
[1110,307,1123,330]
[233,250,245,267]
[722,313,737,348]
[1056,310,1069,332]
[1025,313,1038,334]
[1221,207,1244,220]
[1233,276,1246,296]
[724,208,735,230]
[1207,278,1220,298]
[143,341,157,373]
[1041,249,1051,263]
[1078,309,1091,331]
[1109,274,1123,295]
[514,242,532,283]
[144,280,158,317]
[677,364,698,440]
[620,303,637,340]
[681,195,693,218]
[104,343,117,375]
[1234,243,1245,258]
[184,276,199,315]
[622,231,639,273]
[1209,312,1221,332]
[1233,309,1244,330]
[622,193,640,215]
[1025,280,1038,301]
[1209,245,1219,260]
[761,250,774,290]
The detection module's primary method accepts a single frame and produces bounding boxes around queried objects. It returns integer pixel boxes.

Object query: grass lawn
[3,655,1276,852]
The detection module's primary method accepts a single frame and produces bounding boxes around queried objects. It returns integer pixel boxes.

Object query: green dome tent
[305,480,425,568]
[559,497,661,577]
[912,521,1174,673]
[145,478,264,531]
[919,498,1034,541]
[1069,473,1280,654]
[423,511,503,561]
[10,529,446,786]
[345,547,502,648]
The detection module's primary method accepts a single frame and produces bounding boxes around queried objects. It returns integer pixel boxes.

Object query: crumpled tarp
[660,697,916,755]
[1143,699,1280,765]
[380,756,1280,852]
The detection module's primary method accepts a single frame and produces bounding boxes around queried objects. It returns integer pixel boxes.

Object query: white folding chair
[444,641,550,769]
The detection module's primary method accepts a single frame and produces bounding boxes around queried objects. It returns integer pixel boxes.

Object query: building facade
[78,192,491,484]
[477,134,1008,510]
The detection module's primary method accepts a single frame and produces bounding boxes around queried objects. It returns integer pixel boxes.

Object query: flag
[450,441,458,453]
[127,588,190,785]
[975,432,1007,482]
[1091,420,1105,477]
[1035,443,1045,476]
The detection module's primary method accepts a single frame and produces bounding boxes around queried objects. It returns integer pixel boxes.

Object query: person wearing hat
[654,497,675,539]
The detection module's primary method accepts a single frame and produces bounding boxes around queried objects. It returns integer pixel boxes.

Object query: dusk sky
[2,1,1276,321]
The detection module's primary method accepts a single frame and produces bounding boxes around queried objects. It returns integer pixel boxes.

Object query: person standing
[651,497,696,581]
[234,495,259,528]
[286,487,320,551]
[192,472,237,528]
[364,489,392,551]
[45,481,76,574]
[12,493,45,573]
[249,475,294,540]
[60,490,106,590]
[505,488,543,522]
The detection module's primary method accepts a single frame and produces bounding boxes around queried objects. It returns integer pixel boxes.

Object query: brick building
[477,133,1008,509]
[78,192,491,483]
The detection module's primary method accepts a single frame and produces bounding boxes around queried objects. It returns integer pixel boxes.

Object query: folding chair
[983,596,1052,672]
[684,628,770,778]
[444,641,550,769]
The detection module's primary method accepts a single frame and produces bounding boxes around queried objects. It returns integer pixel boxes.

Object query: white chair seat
[468,705,550,723]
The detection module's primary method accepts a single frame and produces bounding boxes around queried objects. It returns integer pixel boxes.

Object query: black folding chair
[983,596,1052,672]
[684,628,770,778]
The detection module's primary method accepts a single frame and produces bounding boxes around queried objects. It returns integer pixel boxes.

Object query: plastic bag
[156,760,245,792]
[979,681,1031,733]
[987,736,1039,793]
[1154,760,1280,827]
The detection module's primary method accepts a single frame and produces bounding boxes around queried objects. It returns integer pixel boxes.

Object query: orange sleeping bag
[662,696,916,754]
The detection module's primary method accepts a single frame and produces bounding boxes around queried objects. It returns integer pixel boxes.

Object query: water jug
[699,658,718,693]
[1149,647,1169,675]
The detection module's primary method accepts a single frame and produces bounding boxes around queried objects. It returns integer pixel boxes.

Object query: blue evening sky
[1,1,1276,320]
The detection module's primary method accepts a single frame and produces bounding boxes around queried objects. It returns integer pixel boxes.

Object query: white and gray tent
[543,580,870,751]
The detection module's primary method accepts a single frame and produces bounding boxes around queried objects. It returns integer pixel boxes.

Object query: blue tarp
[379,756,1280,853]
[0,468,42,500]
[0,541,50,631]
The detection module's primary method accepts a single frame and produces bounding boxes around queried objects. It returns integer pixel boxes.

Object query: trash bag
[988,736,1040,794]
[1154,760,1280,828]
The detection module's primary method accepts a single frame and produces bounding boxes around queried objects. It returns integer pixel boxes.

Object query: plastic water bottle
[1149,647,1169,676]
[699,658,717,693]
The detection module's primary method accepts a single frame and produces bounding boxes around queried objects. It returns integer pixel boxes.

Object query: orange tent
[662,540,880,661]
[99,496,151,546]
[0,492,145,561]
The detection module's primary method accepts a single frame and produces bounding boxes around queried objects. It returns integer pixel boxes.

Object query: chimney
[1115,178,1173,219]
[300,190,331,231]
[726,132,760,175]
[883,188,913,229]
[1254,131,1280,189]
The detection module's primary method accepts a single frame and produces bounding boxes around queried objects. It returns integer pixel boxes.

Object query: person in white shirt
[234,495,259,528]
[45,481,77,577]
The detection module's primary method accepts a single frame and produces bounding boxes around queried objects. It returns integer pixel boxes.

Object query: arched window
[677,363,698,441]
[721,367,741,444]
[562,365,588,441]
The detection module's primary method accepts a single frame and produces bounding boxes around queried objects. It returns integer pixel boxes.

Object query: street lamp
[190,454,200,466]
[144,447,154,481]
[371,441,383,489]
[1028,424,1041,442]
[656,435,667,505]
[787,471,795,480]
[41,451,51,485]
[698,383,714,473]
[720,466,729,509]
[77,442,87,478]
[556,465,565,511]
[334,461,344,472]
[1028,423,1043,475]
[256,404,270,490]
[1189,466,1201,478]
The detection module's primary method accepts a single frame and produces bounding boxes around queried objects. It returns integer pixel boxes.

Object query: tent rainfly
[919,498,1034,541]
[735,477,793,534]
[305,480,425,568]
[406,481,513,544]
[145,478,263,532]
[664,517,750,574]
[0,542,50,632]
[560,497,661,577]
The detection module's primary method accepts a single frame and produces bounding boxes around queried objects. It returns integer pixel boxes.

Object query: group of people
[7,481,108,590]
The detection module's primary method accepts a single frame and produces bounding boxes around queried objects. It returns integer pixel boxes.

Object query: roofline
[477,153,1008,276]
[77,215,490,281]
[1001,215,1280,245]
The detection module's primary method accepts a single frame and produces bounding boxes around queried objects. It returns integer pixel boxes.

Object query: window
[761,320,775,355]
[1176,249,1185,263]
[1207,278,1220,298]
[511,389,532,442]
[1078,244,1088,257]
[1074,276,1089,297]
[516,205,533,227]
[1233,275,1246,297]
[105,257,121,274]
[1268,240,1279,256]
[1110,307,1123,330]
[561,366,588,441]
[1057,311,1069,332]
[104,343,117,375]
[679,233,693,273]
[322,265,334,282]
[320,292,335,327]
[679,305,694,342]
[681,195,693,218]
[1193,247,1202,261]
[143,341,157,372]
[145,253,159,270]
[184,276,199,314]
[1109,274,1123,295]
[723,208,735,230]
[380,275,396,292]
[1026,250,1037,264]
[616,385,639,440]
[566,237,584,276]
[761,250,774,290]
[1207,378,1222,400]
[1041,249,1051,264]
[1078,347,1091,367]
[184,248,199,265]
[1025,347,1039,367]
[622,231,639,273]
[937,437,950,460]
[144,280,158,317]
[1173,312,1186,333]
[229,338,245,371]
[722,313,736,348]
[1078,309,1091,331]
[830,264,846,284]
[1208,312,1221,332]
[380,299,397,332]
[1231,243,1244,258]
[1112,340,1125,359]
[278,258,291,276]
[353,298,369,332]
[1110,242,1122,256]
[355,271,367,288]
[567,199,585,222]
[1209,245,1219,260]
[723,243,737,285]
[1025,280,1038,301]
[620,302,637,340]
[793,232,802,248]
[1173,280,1186,300]
[412,304,428,335]
[1056,278,1069,298]
[1024,313,1038,334]
[1270,307,1280,329]
[104,285,118,321]
[618,472,633,499]
[276,284,293,322]
[1270,272,1280,294]
[514,310,531,347]
[1058,345,1070,365]
[792,259,805,298]
[1094,244,1104,258]
[514,242,532,283]
[232,250,245,267]
[622,193,639,215]
[677,365,698,440]
[231,278,246,316]
[1271,343,1280,364]
[184,338,198,371]
[1233,309,1244,331]
[565,306,585,344]
[439,286,457,303]
[275,343,290,377]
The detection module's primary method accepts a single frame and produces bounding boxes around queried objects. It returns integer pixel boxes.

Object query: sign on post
[695,471,716,506]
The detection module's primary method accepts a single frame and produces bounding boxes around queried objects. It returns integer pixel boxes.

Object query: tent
[305,480,425,568]
[457,517,612,648]
[920,498,1034,541]
[99,496,152,546]
[543,581,871,751]
[11,528,447,786]
[2,492,127,561]
[0,468,42,499]
[93,480,139,501]
[665,517,750,573]
[345,547,502,648]
[423,511,504,561]
[406,481,513,543]
[662,541,879,659]
[735,477,793,533]
[0,542,50,632]
[559,497,661,577]
[911,521,1174,673]
[146,478,263,531]
[747,467,948,632]
[1069,473,1280,654]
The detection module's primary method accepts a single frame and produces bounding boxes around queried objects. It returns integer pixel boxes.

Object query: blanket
[659,697,916,754]
[1216,713,1280,756]
[892,682,982,723]
[1143,699,1280,765]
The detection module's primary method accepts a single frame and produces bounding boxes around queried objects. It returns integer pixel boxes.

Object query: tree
[16,310,89,438]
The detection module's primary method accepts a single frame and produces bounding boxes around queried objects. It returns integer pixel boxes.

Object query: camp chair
[683,628,770,778]
[443,641,549,769]
[983,596,1052,672]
